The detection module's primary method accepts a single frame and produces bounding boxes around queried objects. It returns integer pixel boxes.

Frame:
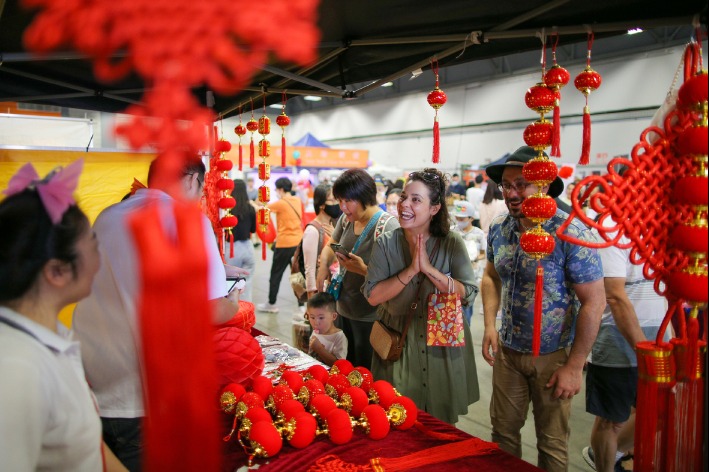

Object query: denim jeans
[101,417,143,472]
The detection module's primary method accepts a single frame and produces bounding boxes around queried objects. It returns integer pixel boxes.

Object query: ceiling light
[381,82,394,87]
[627,28,643,35]
[269,103,283,109]
[409,68,423,80]
[303,95,322,101]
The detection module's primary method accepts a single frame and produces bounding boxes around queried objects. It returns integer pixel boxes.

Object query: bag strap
[374,213,393,240]
[282,196,302,219]
[352,210,383,254]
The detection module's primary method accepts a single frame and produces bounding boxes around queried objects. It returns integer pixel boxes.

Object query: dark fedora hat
[485,146,564,198]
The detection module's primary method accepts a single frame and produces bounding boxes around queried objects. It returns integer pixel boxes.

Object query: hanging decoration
[574,32,602,165]
[426,58,447,164]
[276,92,291,168]
[213,130,237,258]
[557,38,707,471]
[246,102,259,169]
[234,107,247,171]
[544,34,570,157]
[256,97,273,261]
[520,36,559,357]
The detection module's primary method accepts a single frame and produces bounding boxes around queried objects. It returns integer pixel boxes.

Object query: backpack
[290,220,326,303]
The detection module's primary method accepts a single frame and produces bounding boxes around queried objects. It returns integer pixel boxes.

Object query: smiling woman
[363,167,480,424]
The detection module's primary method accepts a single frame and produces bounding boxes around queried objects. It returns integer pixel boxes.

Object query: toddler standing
[307,293,347,366]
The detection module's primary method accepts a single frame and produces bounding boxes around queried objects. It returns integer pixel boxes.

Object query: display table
[219,329,542,472]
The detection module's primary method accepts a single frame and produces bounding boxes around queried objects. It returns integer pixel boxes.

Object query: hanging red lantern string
[256,95,273,261]
[246,99,259,168]
[276,91,291,168]
[574,32,602,165]
[427,58,447,164]
[545,34,570,157]
[234,106,246,171]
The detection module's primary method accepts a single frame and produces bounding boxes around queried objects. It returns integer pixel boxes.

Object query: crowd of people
[0,145,669,472]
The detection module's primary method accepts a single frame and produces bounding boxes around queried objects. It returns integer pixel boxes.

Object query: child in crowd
[307,292,347,366]
[451,200,486,323]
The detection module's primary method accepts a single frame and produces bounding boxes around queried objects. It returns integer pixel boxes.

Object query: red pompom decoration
[220,383,246,413]
[217,178,234,191]
[213,327,264,388]
[218,197,236,209]
[342,386,370,417]
[287,412,317,449]
[667,270,708,303]
[280,371,305,394]
[670,224,709,255]
[276,113,291,128]
[244,406,272,426]
[234,124,247,137]
[520,227,556,259]
[427,87,447,109]
[361,404,391,440]
[521,195,558,223]
[523,120,554,150]
[676,126,708,156]
[557,165,574,179]
[574,67,602,95]
[389,396,418,430]
[331,359,354,376]
[522,158,558,185]
[545,64,570,89]
[220,215,237,228]
[326,408,354,445]
[215,159,233,171]
[305,365,329,384]
[369,380,397,408]
[678,71,708,107]
[249,421,283,458]
[524,83,555,114]
[325,373,351,400]
[238,392,265,412]
[309,393,337,419]
[215,140,232,153]
[672,176,709,206]
[270,384,295,409]
[246,118,259,133]
[251,375,274,400]
[277,398,305,421]
[298,379,325,407]
[347,366,373,392]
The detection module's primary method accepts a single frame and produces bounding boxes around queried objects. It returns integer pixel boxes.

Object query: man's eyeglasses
[498,181,535,194]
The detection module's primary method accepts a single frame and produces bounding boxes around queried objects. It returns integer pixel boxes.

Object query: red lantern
[248,421,283,457]
[677,126,709,156]
[574,67,602,95]
[218,196,236,209]
[217,178,234,191]
[389,396,418,430]
[524,83,555,114]
[251,376,274,401]
[235,122,247,171]
[678,71,708,108]
[575,33,602,165]
[215,159,233,171]
[522,158,558,185]
[331,359,354,376]
[369,380,397,408]
[522,195,558,223]
[309,393,337,419]
[246,117,259,168]
[258,115,270,135]
[258,162,270,181]
[672,176,709,205]
[427,60,446,164]
[342,386,369,417]
[670,224,708,255]
[545,64,570,90]
[258,185,270,203]
[286,412,317,449]
[545,36,571,157]
[213,327,265,388]
[667,270,708,303]
[276,111,291,167]
[259,139,271,157]
[220,215,237,228]
[280,371,305,393]
[523,120,554,149]
[214,140,231,153]
[360,404,391,440]
[325,409,353,445]
[325,373,351,399]
[520,227,556,258]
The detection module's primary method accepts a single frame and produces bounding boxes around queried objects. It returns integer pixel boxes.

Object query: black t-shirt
[232,205,256,241]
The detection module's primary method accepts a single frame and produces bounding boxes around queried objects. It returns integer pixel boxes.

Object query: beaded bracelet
[395,272,407,286]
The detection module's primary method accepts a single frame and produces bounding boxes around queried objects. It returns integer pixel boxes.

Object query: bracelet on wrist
[395,272,408,286]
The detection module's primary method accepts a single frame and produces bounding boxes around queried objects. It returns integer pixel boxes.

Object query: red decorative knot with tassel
[427,59,446,164]
[276,92,291,168]
[574,32,602,166]
[246,106,259,168]
[544,34,570,158]
[234,108,247,171]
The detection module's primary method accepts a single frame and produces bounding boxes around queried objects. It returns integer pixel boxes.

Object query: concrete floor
[246,246,595,471]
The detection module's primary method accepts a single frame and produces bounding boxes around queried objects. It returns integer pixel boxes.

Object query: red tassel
[532,262,544,356]
[238,144,243,171]
[229,231,234,258]
[551,99,561,157]
[432,117,440,164]
[281,135,287,168]
[579,105,591,165]
[262,242,267,261]
[249,137,255,168]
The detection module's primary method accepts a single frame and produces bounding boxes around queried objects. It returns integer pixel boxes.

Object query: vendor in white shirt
[451,200,486,322]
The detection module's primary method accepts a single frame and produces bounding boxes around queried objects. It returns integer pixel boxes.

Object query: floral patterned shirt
[486,210,602,354]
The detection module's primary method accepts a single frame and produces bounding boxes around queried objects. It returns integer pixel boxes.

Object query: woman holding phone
[317,169,399,368]
[363,168,480,424]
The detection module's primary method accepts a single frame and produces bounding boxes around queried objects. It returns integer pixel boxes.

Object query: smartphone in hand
[227,276,246,294]
[330,243,351,258]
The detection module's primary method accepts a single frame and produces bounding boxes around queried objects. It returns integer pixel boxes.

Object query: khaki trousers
[490,346,572,472]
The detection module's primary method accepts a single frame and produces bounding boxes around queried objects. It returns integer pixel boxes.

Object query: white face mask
[456,219,470,230]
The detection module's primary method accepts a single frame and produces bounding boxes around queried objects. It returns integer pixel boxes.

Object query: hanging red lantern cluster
[427,59,447,164]
[276,92,291,168]
[544,34,570,157]
[574,32,602,165]
[219,359,418,466]
[213,136,238,257]
[256,100,273,260]
[234,108,247,171]
[520,39,560,356]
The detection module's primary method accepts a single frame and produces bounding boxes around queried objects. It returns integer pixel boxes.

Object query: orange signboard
[225,146,368,169]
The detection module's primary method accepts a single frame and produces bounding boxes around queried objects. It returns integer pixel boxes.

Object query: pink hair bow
[3,159,84,224]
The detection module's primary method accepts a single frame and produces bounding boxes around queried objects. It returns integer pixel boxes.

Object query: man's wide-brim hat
[485,146,564,198]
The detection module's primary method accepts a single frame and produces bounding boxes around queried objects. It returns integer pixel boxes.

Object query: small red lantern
[259,139,271,158]
[276,110,291,167]
[258,115,270,135]
[522,157,558,184]
[218,196,236,209]
[248,421,283,458]
[670,224,709,255]
[426,59,446,163]
[544,41,570,158]
[574,32,602,165]
[258,185,270,203]
[671,176,709,205]
[215,159,233,171]
[220,215,237,228]
[667,269,708,304]
[520,227,556,258]
[677,126,709,156]
[235,120,247,171]
[678,71,708,109]
[325,409,353,445]
[525,83,555,115]
[523,120,554,150]
[246,116,259,168]
[258,163,270,181]
[217,178,234,191]
[522,195,558,223]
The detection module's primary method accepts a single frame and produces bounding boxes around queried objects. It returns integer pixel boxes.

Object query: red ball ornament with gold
[234,108,247,171]
[213,138,238,257]
[246,107,259,168]
[276,92,291,168]
[574,32,602,165]
[427,59,446,164]
[544,35,570,157]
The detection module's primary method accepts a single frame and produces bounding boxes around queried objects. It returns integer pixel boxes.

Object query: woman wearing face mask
[385,188,402,218]
[302,184,341,300]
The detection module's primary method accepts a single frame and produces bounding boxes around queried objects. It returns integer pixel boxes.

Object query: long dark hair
[482,181,503,204]
[332,169,377,208]
[407,168,450,237]
[231,179,252,217]
[313,183,332,215]
[0,190,88,303]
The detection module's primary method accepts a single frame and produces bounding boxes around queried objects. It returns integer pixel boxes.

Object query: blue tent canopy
[292,132,330,148]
